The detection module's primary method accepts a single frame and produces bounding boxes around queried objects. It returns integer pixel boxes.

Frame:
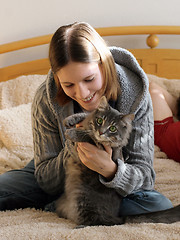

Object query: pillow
[0,103,33,161]
[0,74,46,109]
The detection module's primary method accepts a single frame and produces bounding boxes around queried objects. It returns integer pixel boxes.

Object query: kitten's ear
[122,114,135,123]
[98,96,108,110]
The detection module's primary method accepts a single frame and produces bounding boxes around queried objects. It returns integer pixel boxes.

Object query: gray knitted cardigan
[32,47,155,197]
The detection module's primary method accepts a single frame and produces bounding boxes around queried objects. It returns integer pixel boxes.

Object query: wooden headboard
[0,26,180,82]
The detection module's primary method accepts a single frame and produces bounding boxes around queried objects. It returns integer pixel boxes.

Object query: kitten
[56,96,180,226]
[56,96,134,226]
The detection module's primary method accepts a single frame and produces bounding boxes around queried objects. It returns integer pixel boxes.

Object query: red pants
[154,117,180,162]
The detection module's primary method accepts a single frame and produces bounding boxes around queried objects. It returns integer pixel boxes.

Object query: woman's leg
[149,82,180,162]
[119,190,173,217]
[0,160,58,211]
[177,97,180,120]
[149,82,178,120]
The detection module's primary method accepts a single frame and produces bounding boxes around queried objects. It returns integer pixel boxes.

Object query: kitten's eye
[109,125,117,132]
[97,118,103,126]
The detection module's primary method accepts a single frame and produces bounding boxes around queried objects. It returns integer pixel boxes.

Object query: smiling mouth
[82,93,95,102]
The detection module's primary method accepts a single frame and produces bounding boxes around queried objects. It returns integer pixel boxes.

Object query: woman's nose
[76,84,89,99]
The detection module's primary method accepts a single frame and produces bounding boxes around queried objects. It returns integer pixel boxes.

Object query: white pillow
[0,74,47,172]
[0,74,46,109]
[0,103,33,160]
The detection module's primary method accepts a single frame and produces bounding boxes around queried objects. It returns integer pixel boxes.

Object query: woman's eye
[97,118,103,125]
[61,82,74,88]
[109,125,117,132]
[85,77,94,82]
[65,84,74,88]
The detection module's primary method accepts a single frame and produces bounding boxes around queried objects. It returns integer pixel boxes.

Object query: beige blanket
[0,74,179,240]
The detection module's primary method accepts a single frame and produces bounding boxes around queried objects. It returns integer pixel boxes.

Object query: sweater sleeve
[99,93,155,197]
[32,83,65,195]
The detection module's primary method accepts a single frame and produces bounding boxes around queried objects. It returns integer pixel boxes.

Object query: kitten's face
[90,98,134,148]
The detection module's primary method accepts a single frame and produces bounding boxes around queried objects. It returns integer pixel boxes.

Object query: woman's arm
[32,83,65,195]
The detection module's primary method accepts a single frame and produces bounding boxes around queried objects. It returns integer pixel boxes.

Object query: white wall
[1,0,180,67]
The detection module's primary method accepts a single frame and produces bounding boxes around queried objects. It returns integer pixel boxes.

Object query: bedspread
[0,74,179,240]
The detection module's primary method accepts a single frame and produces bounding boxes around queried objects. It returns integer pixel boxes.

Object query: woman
[0,22,172,216]
[149,81,180,162]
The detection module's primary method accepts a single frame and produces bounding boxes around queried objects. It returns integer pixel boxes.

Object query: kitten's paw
[63,113,87,127]
[63,117,76,127]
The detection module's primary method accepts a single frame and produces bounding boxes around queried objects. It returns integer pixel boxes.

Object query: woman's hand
[77,142,117,180]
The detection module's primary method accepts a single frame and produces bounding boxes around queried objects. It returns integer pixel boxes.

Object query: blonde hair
[49,22,120,105]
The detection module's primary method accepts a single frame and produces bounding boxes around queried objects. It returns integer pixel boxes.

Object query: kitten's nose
[99,130,104,135]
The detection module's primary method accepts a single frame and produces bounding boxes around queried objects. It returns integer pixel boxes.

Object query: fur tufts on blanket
[0,74,179,240]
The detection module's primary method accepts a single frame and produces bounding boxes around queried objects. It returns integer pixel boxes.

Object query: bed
[0,26,180,240]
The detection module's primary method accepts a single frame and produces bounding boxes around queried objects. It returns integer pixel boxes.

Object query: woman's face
[57,61,104,111]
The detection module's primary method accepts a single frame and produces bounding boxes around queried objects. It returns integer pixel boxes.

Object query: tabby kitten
[56,96,180,226]
[56,96,134,226]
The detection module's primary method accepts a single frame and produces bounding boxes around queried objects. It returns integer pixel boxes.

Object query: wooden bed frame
[0,25,180,82]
